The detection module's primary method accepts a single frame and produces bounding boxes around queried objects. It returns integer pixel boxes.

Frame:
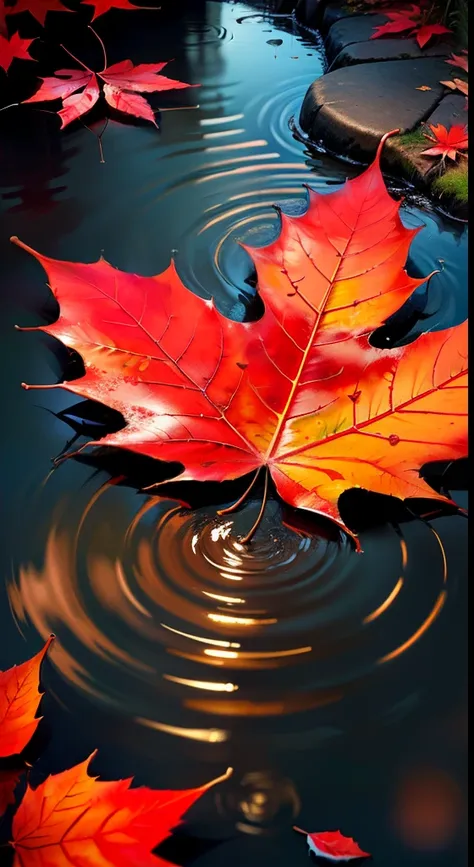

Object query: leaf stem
[240,467,268,544]
[293,826,309,836]
[81,117,109,164]
[217,467,261,515]
[88,25,108,73]
[59,44,93,74]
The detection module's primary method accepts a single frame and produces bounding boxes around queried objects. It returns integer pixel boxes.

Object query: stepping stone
[322,1,353,34]
[325,13,387,63]
[325,14,452,67]
[330,37,453,70]
[299,58,452,162]
[424,93,468,129]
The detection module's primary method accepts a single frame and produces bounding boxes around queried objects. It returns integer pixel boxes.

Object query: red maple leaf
[11,132,468,547]
[0,635,54,758]
[6,0,73,27]
[10,754,232,866]
[421,122,468,161]
[0,30,35,73]
[294,826,370,861]
[23,53,195,128]
[445,50,468,74]
[371,4,451,48]
[81,0,157,20]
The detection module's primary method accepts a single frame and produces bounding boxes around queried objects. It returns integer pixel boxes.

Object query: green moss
[432,162,468,204]
[397,129,427,149]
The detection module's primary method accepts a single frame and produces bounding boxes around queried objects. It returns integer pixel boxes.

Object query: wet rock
[325,13,386,63]
[325,15,452,67]
[321,0,354,34]
[425,93,468,129]
[330,37,453,70]
[299,58,451,162]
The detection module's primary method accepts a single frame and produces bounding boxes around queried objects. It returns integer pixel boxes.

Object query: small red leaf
[81,0,158,20]
[0,31,35,74]
[294,827,371,861]
[6,0,73,27]
[370,13,416,39]
[0,635,54,758]
[415,23,451,49]
[421,122,468,161]
[445,52,468,73]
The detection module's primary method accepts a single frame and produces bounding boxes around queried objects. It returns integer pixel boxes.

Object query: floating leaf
[11,754,232,866]
[294,826,371,861]
[24,56,196,129]
[0,635,54,758]
[12,131,468,547]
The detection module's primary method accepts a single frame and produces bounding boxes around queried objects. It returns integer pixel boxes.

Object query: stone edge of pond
[292,0,468,221]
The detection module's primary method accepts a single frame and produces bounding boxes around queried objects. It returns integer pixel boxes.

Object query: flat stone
[325,14,451,67]
[425,93,468,128]
[321,1,353,34]
[299,58,451,162]
[330,37,453,69]
[325,13,387,64]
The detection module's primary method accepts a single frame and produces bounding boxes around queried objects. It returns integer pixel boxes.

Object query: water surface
[0,3,467,865]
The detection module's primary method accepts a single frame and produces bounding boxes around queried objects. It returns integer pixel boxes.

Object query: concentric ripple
[8,469,453,751]
[4,0,466,771]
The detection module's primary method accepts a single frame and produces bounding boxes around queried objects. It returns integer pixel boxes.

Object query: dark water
[0,2,467,865]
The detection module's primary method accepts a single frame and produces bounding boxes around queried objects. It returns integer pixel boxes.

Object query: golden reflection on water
[8,477,452,744]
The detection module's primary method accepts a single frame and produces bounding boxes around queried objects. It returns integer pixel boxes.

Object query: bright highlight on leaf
[12,131,468,547]
[0,31,35,74]
[294,826,371,861]
[10,755,232,866]
[421,123,468,161]
[24,51,195,129]
[0,635,54,758]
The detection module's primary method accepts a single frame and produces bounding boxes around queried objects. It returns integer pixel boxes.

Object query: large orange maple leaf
[12,133,467,544]
[10,754,232,866]
[0,636,54,758]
